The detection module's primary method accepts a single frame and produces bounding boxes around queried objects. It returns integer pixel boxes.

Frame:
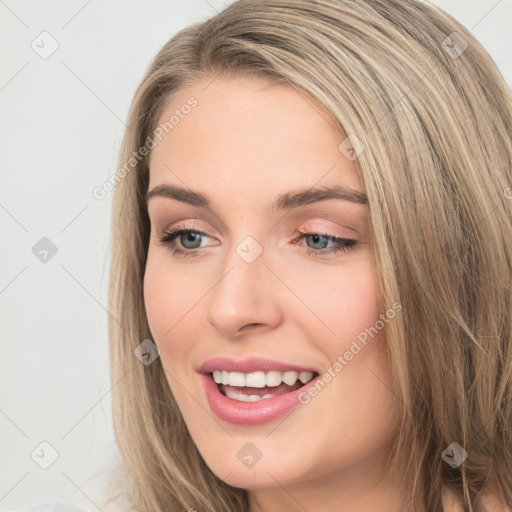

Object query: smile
[199,357,320,425]
[212,370,316,402]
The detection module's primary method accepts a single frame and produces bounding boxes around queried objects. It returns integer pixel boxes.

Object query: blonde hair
[106,1,512,511]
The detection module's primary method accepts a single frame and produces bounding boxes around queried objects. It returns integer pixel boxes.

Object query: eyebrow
[145,184,368,210]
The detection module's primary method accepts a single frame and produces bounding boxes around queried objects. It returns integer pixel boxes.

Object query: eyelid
[158,219,361,243]
[158,221,363,258]
[159,220,217,238]
[148,204,232,235]
[301,220,361,239]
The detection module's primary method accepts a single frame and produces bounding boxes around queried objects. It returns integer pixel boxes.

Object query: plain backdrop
[1,0,510,510]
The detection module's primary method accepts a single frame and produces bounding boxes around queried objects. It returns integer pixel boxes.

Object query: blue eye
[157,228,358,257]
[175,231,203,249]
[158,228,211,255]
[296,232,358,255]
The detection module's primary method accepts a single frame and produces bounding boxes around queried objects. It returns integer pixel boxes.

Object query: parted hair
[106,1,512,511]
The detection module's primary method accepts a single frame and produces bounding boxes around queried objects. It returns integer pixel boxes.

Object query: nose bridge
[205,234,282,336]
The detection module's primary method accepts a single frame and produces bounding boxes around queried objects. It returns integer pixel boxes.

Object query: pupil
[309,234,327,249]
[182,232,201,249]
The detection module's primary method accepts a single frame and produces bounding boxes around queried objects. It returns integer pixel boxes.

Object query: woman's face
[144,76,401,505]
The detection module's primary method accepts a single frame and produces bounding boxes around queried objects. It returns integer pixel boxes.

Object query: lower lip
[200,373,319,425]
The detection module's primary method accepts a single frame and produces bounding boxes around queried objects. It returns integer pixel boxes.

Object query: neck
[248,455,426,512]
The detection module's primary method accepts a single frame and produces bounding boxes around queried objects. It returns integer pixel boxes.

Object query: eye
[157,227,215,256]
[293,232,358,256]
[156,227,359,258]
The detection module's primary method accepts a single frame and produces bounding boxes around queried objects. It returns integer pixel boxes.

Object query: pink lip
[199,356,318,374]
[199,357,320,425]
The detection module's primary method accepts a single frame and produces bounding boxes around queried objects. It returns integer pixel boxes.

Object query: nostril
[242,323,263,331]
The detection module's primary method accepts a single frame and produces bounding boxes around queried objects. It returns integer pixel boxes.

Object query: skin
[143,75,422,512]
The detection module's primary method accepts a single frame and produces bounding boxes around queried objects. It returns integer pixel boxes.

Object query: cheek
[143,254,194,346]
[291,258,380,342]
[143,257,169,340]
[340,267,380,334]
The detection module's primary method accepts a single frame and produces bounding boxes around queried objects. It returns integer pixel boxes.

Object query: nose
[205,241,283,338]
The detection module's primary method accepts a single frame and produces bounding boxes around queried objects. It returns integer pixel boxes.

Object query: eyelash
[157,226,358,258]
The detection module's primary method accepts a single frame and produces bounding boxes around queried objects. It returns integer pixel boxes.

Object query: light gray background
[1,1,510,510]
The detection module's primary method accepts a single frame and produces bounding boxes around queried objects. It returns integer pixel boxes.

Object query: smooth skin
[144,75,423,512]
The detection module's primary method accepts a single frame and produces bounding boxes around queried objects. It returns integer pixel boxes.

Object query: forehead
[148,76,364,198]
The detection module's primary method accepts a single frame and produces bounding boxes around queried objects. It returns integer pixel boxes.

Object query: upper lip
[199,356,319,374]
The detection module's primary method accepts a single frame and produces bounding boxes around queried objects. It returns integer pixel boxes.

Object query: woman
[99,0,512,511]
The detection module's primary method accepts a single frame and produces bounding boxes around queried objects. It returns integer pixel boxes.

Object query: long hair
[106,1,512,510]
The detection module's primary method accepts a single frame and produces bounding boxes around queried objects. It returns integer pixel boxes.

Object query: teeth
[266,371,282,386]
[299,371,314,384]
[245,371,266,388]
[282,371,298,385]
[212,369,315,387]
[227,372,245,387]
[224,390,276,402]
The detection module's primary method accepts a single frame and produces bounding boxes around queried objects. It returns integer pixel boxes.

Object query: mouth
[210,369,318,402]
[199,357,321,425]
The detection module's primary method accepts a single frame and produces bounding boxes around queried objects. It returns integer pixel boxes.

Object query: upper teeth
[212,370,314,387]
